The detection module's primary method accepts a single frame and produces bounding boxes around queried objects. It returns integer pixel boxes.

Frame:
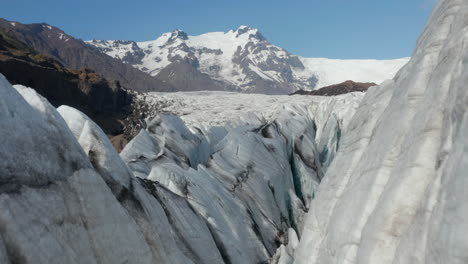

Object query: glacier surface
[0,73,362,263]
[1,0,467,262]
[291,0,468,263]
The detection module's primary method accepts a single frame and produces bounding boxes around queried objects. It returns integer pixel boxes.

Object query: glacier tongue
[292,1,468,263]
[0,72,363,263]
[119,92,363,263]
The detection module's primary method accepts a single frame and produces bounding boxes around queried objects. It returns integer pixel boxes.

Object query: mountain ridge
[0,18,409,94]
[0,18,175,92]
[88,26,409,94]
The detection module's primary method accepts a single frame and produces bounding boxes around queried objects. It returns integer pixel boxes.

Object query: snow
[10,22,15,27]
[127,28,257,82]
[249,63,275,81]
[86,26,408,93]
[88,40,137,60]
[292,1,468,263]
[295,56,410,88]
[57,33,69,41]
[187,30,253,84]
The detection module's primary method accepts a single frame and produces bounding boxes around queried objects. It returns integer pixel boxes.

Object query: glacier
[0,73,362,263]
[0,0,467,262]
[290,0,468,263]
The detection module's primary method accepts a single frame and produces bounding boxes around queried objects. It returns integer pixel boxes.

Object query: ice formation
[1,0,467,263]
[0,74,361,263]
[291,1,468,263]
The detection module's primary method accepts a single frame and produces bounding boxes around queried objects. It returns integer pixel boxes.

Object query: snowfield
[296,57,410,89]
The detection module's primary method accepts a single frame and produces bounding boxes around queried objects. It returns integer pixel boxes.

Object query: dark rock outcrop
[291,80,377,96]
[0,29,131,137]
[155,60,235,92]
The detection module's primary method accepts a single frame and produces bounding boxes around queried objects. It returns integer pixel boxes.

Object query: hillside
[0,18,174,92]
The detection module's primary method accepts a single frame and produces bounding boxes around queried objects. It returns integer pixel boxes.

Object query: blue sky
[1,0,437,59]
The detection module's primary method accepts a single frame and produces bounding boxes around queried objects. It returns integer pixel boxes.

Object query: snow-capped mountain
[87,26,408,94]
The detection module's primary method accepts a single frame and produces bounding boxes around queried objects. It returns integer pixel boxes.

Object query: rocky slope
[88,26,408,94]
[0,29,131,136]
[0,18,173,92]
[286,0,468,263]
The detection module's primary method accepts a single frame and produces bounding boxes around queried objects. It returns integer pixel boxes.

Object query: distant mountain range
[0,18,409,95]
[88,26,409,94]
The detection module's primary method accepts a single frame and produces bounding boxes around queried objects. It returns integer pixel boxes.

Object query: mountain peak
[168,29,188,42]
[38,23,54,31]
[236,25,255,34]
[237,25,251,30]
[235,25,265,41]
